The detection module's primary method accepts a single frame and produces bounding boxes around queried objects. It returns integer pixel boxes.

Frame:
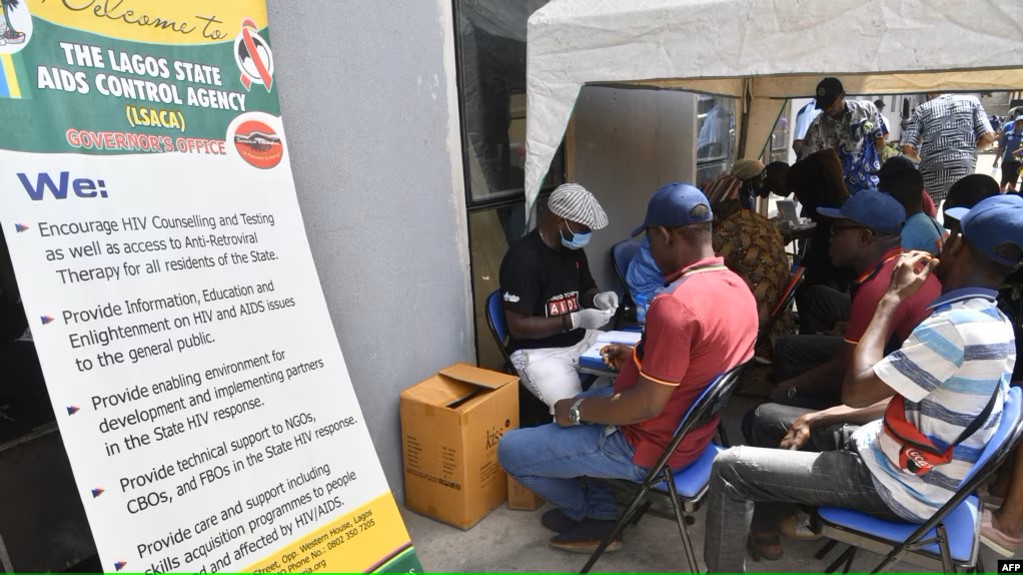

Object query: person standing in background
[901,93,995,203]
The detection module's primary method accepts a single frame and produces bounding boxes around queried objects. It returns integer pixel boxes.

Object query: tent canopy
[524,0,1023,224]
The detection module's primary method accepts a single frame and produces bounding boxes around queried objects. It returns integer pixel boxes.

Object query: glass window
[456,0,564,204]
[696,95,735,162]
[695,95,735,188]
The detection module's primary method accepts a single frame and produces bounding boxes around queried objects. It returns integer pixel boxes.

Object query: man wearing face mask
[499,183,617,409]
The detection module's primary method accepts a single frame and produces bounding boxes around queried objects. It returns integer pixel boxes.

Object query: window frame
[451,0,566,211]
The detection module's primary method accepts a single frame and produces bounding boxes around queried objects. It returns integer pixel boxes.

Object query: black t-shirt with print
[499,229,597,353]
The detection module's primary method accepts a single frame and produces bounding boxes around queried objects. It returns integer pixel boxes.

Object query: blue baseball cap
[945,195,1023,268]
[631,183,713,237]
[816,189,906,235]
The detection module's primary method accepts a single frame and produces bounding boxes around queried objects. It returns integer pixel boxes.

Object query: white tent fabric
[524,0,1023,225]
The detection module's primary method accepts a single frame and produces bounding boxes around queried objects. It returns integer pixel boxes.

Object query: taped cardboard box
[400,363,519,529]
[507,477,543,511]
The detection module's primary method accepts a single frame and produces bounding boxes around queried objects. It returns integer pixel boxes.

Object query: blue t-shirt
[625,237,665,323]
[901,212,944,256]
[1001,129,1023,162]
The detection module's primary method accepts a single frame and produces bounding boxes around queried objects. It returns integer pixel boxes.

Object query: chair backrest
[770,266,805,318]
[963,385,1023,485]
[758,266,805,342]
[610,239,642,291]
[485,289,514,368]
[643,361,749,476]
[673,361,749,437]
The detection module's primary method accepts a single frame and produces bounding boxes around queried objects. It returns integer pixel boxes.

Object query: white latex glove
[592,290,620,312]
[569,308,614,330]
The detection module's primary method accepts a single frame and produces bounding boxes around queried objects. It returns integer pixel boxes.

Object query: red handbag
[881,389,998,476]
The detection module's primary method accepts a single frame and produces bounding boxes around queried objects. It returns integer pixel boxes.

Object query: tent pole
[737,78,752,158]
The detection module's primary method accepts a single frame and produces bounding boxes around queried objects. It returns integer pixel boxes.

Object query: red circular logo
[234,120,283,169]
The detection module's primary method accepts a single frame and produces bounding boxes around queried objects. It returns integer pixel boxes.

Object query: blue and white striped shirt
[853,288,1014,522]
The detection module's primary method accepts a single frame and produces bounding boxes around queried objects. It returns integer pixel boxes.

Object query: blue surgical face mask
[560,221,591,250]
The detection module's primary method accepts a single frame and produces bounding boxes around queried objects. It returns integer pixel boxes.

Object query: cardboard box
[400,363,519,530]
[507,477,544,511]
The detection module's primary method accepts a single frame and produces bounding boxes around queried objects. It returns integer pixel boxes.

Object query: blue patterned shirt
[802,99,884,194]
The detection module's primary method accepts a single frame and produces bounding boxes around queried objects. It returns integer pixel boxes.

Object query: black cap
[815,77,844,109]
[873,99,885,110]
[871,156,918,179]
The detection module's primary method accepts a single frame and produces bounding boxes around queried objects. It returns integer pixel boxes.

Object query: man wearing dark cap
[802,77,886,193]
[705,194,1023,572]
[874,156,945,255]
[499,183,618,411]
[768,190,941,409]
[499,183,757,553]
[901,92,995,203]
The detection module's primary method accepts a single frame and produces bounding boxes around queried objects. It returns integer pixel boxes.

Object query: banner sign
[0,1,421,573]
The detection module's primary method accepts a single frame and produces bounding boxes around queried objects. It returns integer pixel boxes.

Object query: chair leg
[825,546,856,574]
[935,524,956,575]
[663,468,699,573]
[841,547,857,574]
[716,422,731,448]
[630,500,653,527]
[580,485,651,574]
[815,539,839,560]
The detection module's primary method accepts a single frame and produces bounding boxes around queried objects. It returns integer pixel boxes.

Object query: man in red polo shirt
[767,189,941,409]
[498,183,757,553]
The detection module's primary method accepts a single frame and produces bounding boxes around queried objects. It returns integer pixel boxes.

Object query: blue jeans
[498,388,647,521]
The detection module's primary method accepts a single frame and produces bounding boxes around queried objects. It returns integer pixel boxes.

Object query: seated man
[943,174,1000,235]
[771,189,941,408]
[498,183,757,553]
[705,194,1023,572]
[874,157,945,255]
[628,160,770,322]
[499,183,618,409]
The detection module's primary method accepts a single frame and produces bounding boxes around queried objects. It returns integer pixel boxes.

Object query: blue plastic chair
[581,362,750,573]
[485,289,514,371]
[486,289,590,426]
[813,386,1023,573]
[610,239,642,290]
[610,239,643,330]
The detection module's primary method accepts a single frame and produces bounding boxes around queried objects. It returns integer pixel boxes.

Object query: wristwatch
[569,398,585,425]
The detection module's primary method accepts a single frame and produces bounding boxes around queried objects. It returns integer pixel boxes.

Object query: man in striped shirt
[901,93,996,203]
[704,194,1023,572]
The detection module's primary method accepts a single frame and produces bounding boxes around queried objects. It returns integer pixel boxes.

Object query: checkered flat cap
[547,183,608,230]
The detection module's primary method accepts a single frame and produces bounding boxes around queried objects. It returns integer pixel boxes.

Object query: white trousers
[510,330,600,412]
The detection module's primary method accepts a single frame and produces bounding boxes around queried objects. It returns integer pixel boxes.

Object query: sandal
[747,530,783,561]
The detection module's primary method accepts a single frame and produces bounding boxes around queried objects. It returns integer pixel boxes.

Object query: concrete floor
[398,393,1013,572]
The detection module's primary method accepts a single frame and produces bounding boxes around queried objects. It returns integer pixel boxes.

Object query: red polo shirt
[843,248,942,345]
[613,257,758,469]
